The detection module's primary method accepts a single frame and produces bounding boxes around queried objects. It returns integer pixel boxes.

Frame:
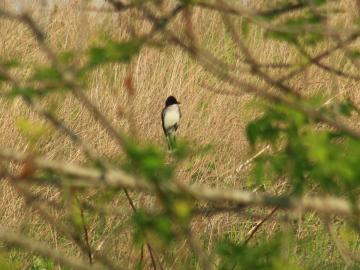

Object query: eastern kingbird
[161,96,181,150]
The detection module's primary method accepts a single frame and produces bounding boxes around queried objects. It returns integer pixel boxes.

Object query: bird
[161,96,181,150]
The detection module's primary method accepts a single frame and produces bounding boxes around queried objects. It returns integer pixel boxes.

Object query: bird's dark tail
[166,134,176,151]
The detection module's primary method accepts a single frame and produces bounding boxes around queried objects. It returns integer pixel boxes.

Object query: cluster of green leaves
[30,257,55,270]
[0,59,19,82]
[133,211,175,247]
[16,117,51,147]
[123,139,173,183]
[122,139,194,247]
[1,34,145,100]
[216,234,302,270]
[262,0,327,46]
[87,38,144,68]
[247,98,360,195]
[0,253,20,270]
[0,252,56,270]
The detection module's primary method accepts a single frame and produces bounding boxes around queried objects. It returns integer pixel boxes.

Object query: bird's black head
[165,96,180,106]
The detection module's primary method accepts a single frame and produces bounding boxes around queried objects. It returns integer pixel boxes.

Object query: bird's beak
[177,101,181,104]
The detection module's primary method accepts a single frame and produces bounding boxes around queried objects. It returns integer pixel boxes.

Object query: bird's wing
[176,106,181,131]
[161,108,167,135]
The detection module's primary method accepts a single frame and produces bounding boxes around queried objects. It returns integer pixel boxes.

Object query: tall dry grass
[1,0,360,268]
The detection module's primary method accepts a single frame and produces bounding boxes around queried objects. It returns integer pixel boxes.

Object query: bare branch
[0,226,104,270]
[323,218,360,265]
[8,182,122,270]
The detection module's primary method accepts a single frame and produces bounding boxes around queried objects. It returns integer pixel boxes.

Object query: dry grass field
[1,0,360,269]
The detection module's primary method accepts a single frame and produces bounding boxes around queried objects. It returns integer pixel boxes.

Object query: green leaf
[0,254,20,270]
[123,139,173,183]
[216,234,299,270]
[310,0,327,6]
[179,0,197,5]
[0,59,19,82]
[16,117,50,146]
[30,256,54,270]
[132,211,175,246]
[8,87,47,98]
[59,51,75,64]
[252,157,265,184]
[171,199,192,224]
[69,198,84,233]
[32,67,62,82]
[267,30,297,44]
[303,32,323,46]
[0,74,7,82]
[88,38,144,67]
[347,50,360,59]
[246,114,280,146]
[266,12,324,45]
[339,99,357,117]
[2,59,20,69]
[241,18,250,38]
[285,13,323,27]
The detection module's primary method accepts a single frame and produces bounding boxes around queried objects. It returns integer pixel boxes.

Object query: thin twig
[243,206,280,245]
[8,181,122,270]
[278,33,360,83]
[236,145,270,173]
[76,196,93,264]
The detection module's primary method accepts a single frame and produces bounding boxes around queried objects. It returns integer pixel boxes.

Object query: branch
[162,27,360,141]
[295,43,360,82]
[8,182,121,270]
[278,32,360,83]
[0,9,162,269]
[243,206,279,245]
[323,218,360,265]
[0,226,104,270]
[197,0,353,37]
[0,66,99,161]
[129,4,360,143]
[0,148,357,217]
[196,0,306,18]
[0,10,127,150]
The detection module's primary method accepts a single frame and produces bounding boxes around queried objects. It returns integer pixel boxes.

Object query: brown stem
[76,196,93,264]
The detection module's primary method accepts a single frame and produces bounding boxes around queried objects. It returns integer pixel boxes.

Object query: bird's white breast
[164,104,180,129]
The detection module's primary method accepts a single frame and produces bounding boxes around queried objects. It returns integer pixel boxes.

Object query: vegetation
[1,0,360,269]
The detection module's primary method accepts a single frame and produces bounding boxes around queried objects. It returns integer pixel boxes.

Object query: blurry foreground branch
[0,226,104,270]
[0,148,354,217]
